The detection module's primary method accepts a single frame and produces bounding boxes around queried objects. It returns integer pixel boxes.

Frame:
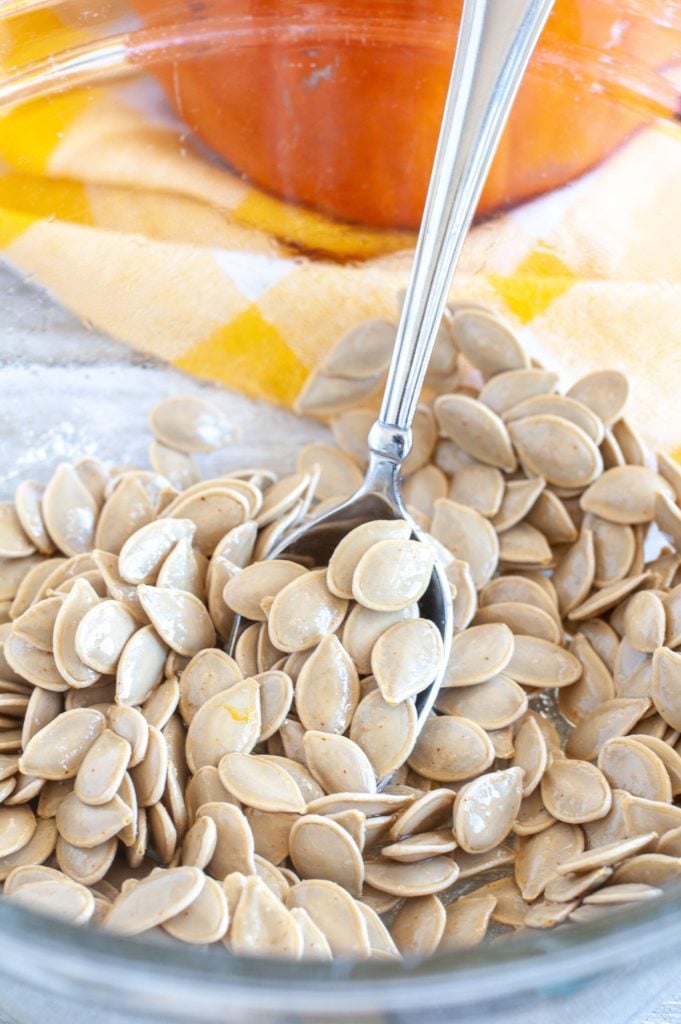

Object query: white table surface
[1,260,680,1024]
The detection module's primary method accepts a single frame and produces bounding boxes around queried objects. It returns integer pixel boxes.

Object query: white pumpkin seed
[56,792,132,848]
[454,768,523,853]
[150,397,235,453]
[408,716,494,782]
[443,623,515,688]
[268,569,348,653]
[431,499,499,588]
[434,395,516,471]
[371,618,444,704]
[186,678,261,773]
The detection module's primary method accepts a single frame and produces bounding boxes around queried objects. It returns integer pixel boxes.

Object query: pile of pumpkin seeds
[1,307,681,961]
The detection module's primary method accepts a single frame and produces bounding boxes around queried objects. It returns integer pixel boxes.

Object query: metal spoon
[233,0,555,743]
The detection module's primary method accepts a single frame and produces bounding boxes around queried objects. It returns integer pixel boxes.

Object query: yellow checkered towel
[2,12,681,453]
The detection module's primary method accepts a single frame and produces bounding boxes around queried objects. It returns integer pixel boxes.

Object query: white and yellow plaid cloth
[2,12,681,453]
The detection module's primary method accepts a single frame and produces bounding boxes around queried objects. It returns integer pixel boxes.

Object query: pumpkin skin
[133,0,678,230]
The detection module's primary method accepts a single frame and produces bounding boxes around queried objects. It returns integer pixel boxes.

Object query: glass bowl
[1,1,681,1021]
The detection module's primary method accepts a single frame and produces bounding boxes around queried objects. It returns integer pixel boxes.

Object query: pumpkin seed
[118,519,196,586]
[12,596,61,654]
[288,878,369,958]
[287,907,332,960]
[442,623,514,689]
[408,716,494,782]
[137,585,215,657]
[185,766,236,823]
[72,600,139,677]
[454,767,523,853]
[390,894,445,958]
[181,815,217,870]
[56,834,117,886]
[559,635,615,726]
[402,405,439,476]
[490,477,545,532]
[247,808,297,865]
[304,731,376,795]
[94,477,155,556]
[56,792,131,848]
[52,578,101,688]
[612,853,681,887]
[74,728,131,807]
[105,865,205,934]
[130,725,168,806]
[186,678,260,773]
[199,801,255,878]
[506,636,581,689]
[149,441,200,491]
[141,676,180,731]
[435,674,527,729]
[364,855,459,897]
[218,753,305,813]
[557,832,658,875]
[657,827,681,856]
[296,445,362,503]
[526,490,578,545]
[381,829,457,863]
[651,647,681,730]
[541,759,612,824]
[41,465,99,557]
[479,368,559,415]
[553,530,596,615]
[451,310,528,378]
[156,539,208,600]
[630,734,681,796]
[544,866,612,903]
[352,539,434,612]
[440,894,497,949]
[115,625,168,706]
[1,554,47,607]
[10,876,95,925]
[515,822,585,900]
[431,499,499,588]
[506,393,605,444]
[371,618,444,704]
[565,698,650,760]
[627,795,681,836]
[20,708,105,780]
[581,466,671,525]
[598,737,671,802]
[224,561,307,623]
[474,602,561,644]
[13,481,51,556]
[0,817,57,880]
[475,877,530,927]
[584,882,662,904]
[445,559,477,632]
[294,635,359,735]
[267,569,348,654]
[289,814,363,895]
[341,603,417,675]
[509,416,602,489]
[388,789,455,840]
[149,397,235,453]
[0,804,36,857]
[350,689,417,780]
[322,319,394,379]
[434,395,517,471]
[567,370,629,426]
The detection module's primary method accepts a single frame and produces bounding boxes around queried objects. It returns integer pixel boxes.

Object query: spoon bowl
[260,450,454,742]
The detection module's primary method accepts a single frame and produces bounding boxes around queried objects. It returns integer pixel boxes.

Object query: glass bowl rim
[0,881,680,1014]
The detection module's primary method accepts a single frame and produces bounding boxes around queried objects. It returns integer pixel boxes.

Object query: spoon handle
[369,0,555,463]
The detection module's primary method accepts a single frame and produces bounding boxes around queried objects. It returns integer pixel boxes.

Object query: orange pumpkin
[133,0,678,230]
